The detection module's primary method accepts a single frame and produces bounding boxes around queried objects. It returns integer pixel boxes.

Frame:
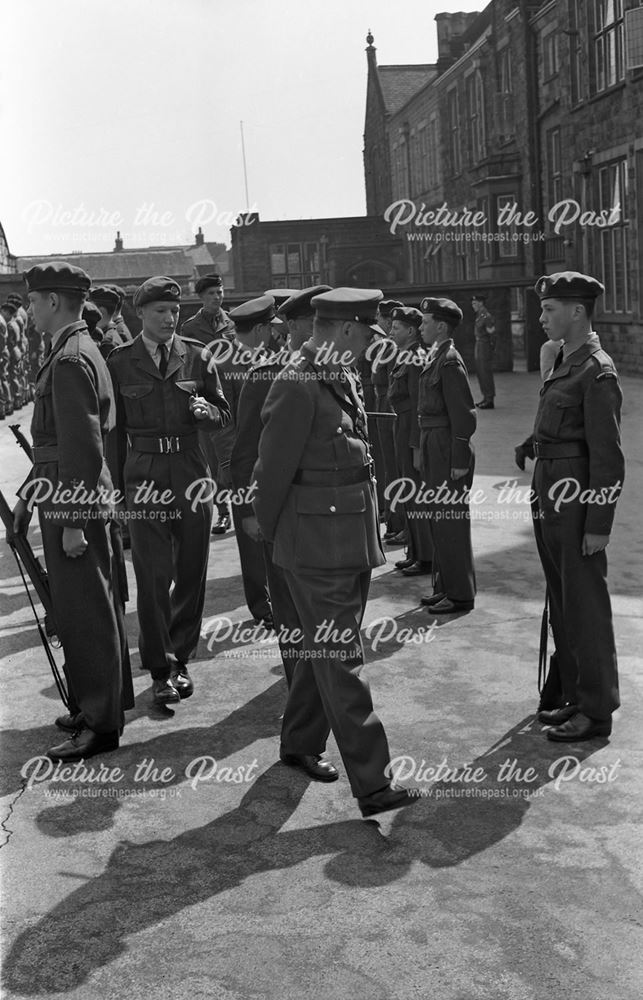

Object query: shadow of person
[3,719,608,994]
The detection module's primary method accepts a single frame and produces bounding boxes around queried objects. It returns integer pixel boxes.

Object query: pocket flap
[296,485,366,516]
[120,383,154,399]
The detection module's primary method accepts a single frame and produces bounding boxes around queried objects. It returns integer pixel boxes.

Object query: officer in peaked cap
[387,305,433,577]
[213,294,283,626]
[106,276,231,707]
[252,287,420,817]
[181,273,234,347]
[530,271,624,741]
[230,285,331,686]
[90,285,126,359]
[13,260,134,761]
[417,296,477,614]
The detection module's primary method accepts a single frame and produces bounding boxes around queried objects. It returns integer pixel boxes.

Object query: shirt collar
[141,333,174,358]
[562,331,600,359]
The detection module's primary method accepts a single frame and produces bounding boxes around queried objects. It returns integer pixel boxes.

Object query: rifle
[4,424,69,707]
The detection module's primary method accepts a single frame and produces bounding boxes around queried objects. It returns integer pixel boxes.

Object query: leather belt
[293,466,371,487]
[129,433,199,455]
[533,440,588,460]
[419,416,450,428]
[33,446,59,462]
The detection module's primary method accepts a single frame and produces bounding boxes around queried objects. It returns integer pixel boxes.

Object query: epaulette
[442,344,464,367]
[107,339,135,354]
[180,335,208,350]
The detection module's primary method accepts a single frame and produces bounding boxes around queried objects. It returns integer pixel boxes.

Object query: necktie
[158,343,169,377]
[553,347,564,371]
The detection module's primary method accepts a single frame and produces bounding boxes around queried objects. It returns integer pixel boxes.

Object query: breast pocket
[119,383,154,426]
[32,382,53,435]
[294,485,368,570]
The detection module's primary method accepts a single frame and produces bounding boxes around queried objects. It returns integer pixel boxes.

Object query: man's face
[138,302,180,342]
[471,298,482,314]
[342,321,372,363]
[201,286,223,313]
[390,318,414,348]
[376,311,393,335]
[287,314,313,352]
[420,313,443,346]
[236,322,272,351]
[27,291,55,334]
[539,299,578,341]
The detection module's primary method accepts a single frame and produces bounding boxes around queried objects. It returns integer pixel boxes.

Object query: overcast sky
[2,0,484,257]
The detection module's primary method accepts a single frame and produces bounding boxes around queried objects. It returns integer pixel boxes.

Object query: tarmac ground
[0,368,641,1000]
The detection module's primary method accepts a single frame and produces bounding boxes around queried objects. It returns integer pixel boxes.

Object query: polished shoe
[401,560,432,577]
[358,784,421,818]
[152,678,181,706]
[385,531,407,547]
[476,401,495,410]
[55,711,84,732]
[429,597,474,614]
[538,704,578,726]
[546,712,611,742]
[394,557,415,570]
[420,592,446,607]
[279,752,339,782]
[211,513,231,535]
[170,664,194,699]
[47,727,119,762]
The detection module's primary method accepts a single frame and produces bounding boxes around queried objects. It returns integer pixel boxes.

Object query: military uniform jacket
[180,307,234,346]
[474,307,495,342]
[106,333,231,501]
[388,336,425,452]
[20,321,116,528]
[417,339,476,469]
[532,339,624,535]
[98,322,126,361]
[252,344,385,573]
[210,343,268,485]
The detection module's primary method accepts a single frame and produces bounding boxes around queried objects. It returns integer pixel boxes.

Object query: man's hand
[451,467,469,480]
[62,527,88,558]
[412,447,421,473]
[242,515,262,542]
[189,395,211,421]
[11,499,33,537]
[582,533,610,556]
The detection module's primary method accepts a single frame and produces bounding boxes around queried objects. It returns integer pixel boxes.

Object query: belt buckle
[159,435,180,454]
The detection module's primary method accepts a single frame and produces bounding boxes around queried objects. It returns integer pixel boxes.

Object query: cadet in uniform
[108,285,132,341]
[107,277,231,706]
[13,262,133,760]
[219,295,283,626]
[253,287,419,817]
[531,272,624,741]
[90,285,126,359]
[417,297,477,614]
[387,306,433,576]
[471,294,496,409]
[181,273,234,533]
[83,301,104,345]
[374,299,405,542]
[230,285,331,685]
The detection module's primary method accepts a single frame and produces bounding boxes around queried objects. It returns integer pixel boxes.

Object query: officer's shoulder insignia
[443,345,462,366]
[589,349,618,380]
[109,340,133,353]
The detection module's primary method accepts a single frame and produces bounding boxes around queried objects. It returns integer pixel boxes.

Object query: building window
[543,32,559,79]
[447,88,461,175]
[269,242,320,289]
[497,194,519,258]
[500,46,513,93]
[596,159,630,313]
[570,0,585,103]
[547,128,563,208]
[465,71,486,164]
[477,197,491,262]
[593,0,624,93]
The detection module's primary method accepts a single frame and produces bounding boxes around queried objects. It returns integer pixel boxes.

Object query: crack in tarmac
[0,780,28,849]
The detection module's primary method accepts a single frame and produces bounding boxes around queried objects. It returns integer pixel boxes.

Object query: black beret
[82,302,103,329]
[90,285,121,309]
[106,284,126,306]
[229,294,282,332]
[264,288,298,308]
[420,296,463,327]
[377,299,404,317]
[311,287,385,332]
[535,271,605,301]
[278,284,332,320]
[24,261,91,294]
[133,276,181,308]
[195,274,223,295]
[391,306,423,329]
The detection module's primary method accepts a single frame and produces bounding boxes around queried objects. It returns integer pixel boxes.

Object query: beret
[311,287,385,333]
[264,288,298,308]
[278,284,332,320]
[133,276,181,308]
[106,284,126,305]
[471,293,486,302]
[420,296,463,327]
[24,261,91,294]
[229,294,282,332]
[1,301,17,315]
[90,285,121,309]
[82,302,103,328]
[391,306,423,329]
[195,273,223,294]
[535,271,605,301]
[377,299,404,318]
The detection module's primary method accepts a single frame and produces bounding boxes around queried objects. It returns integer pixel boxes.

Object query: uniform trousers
[280,568,391,798]
[375,389,404,531]
[230,507,271,622]
[420,427,476,603]
[532,459,619,721]
[474,339,495,402]
[393,410,433,564]
[262,542,303,687]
